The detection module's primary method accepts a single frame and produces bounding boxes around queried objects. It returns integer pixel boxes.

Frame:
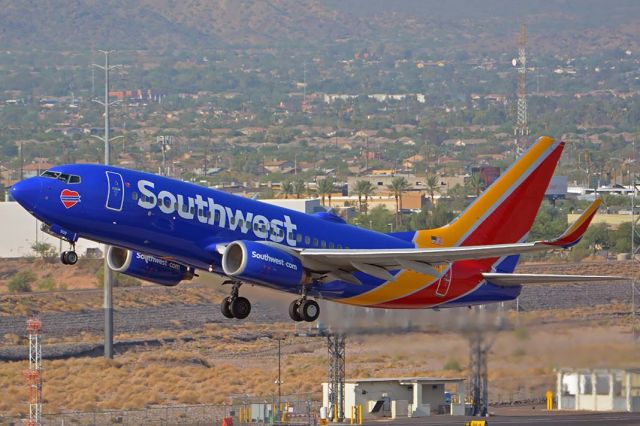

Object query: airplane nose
[10,178,42,211]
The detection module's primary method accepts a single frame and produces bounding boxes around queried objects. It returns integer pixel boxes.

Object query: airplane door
[105,171,124,211]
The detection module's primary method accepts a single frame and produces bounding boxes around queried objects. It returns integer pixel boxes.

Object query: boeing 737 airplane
[10,136,621,322]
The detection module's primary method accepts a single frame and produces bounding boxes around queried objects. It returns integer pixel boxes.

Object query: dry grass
[2,315,637,416]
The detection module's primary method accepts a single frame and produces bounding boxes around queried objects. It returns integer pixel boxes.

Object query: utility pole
[92,50,122,359]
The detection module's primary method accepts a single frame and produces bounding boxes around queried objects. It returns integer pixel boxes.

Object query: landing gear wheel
[221,297,234,319]
[289,300,303,322]
[230,296,251,319]
[61,250,78,265]
[298,299,320,322]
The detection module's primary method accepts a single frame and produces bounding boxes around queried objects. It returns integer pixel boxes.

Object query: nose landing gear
[60,244,78,265]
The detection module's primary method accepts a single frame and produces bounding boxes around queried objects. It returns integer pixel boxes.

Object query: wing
[482,273,627,287]
[298,199,603,283]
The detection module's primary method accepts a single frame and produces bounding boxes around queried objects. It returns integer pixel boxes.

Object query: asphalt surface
[362,412,640,425]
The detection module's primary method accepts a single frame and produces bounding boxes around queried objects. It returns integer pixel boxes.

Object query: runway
[362,412,640,425]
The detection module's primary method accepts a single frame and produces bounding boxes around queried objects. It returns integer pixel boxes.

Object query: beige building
[322,377,466,420]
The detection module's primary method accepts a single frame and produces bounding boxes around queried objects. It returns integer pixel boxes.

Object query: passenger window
[296,234,302,243]
[190,206,195,214]
[132,192,139,201]
[329,242,335,249]
[304,236,310,245]
[198,208,203,217]
[313,238,319,247]
[254,223,259,231]
[230,217,236,225]
[321,240,327,248]
[288,231,294,241]
[337,244,343,249]
[239,219,244,228]
[207,211,212,218]
[215,212,220,221]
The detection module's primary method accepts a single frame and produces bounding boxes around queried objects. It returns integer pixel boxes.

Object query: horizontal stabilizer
[482,272,627,286]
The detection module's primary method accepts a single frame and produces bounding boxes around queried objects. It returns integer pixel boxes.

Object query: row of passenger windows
[41,170,81,184]
[133,191,350,249]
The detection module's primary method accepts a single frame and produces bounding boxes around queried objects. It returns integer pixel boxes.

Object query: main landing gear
[288,285,320,322]
[60,244,78,265]
[220,281,252,320]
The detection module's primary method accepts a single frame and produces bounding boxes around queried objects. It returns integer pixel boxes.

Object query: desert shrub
[37,274,56,291]
[512,347,526,357]
[443,358,463,372]
[31,242,58,262]
[514,327,529,341]
[8,271,35,293]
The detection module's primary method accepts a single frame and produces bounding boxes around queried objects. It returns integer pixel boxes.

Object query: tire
[221,297,234,319]
[299,299,320,322]
[66,251,78,265]
[289,300,303,322]
[60,251,69,265]
[230,296,251,319]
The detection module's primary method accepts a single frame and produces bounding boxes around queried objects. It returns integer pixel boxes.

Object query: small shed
[322,377,465,419]
[557,368,640,412]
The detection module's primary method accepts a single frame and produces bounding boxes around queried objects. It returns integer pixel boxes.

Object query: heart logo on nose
[60,189,81,209]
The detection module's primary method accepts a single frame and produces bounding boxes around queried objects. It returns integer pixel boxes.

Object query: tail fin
[415,136,564,248]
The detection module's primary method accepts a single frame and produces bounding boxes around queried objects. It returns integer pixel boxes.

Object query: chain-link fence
[2,398,321,426]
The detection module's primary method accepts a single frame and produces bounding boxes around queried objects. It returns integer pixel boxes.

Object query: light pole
[92,50,122,359]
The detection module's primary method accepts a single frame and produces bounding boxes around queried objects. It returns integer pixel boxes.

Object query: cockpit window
[40,170,81,184]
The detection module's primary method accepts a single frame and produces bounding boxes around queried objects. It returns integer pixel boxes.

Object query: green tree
[466,174,484,197]
[353,180,375,213]
[317,178,335,206]
[387,177,411,227]
[280,181,293,199]
[8,271,35,293]
[292,180,306,199]
[425,174,440,205]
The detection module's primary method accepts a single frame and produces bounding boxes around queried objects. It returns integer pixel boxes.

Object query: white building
[0,201,100,258]
[322,377,466,420]
[557,368,640,412]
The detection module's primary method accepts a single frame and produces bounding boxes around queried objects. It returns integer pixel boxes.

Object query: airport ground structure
[557,368,640,412]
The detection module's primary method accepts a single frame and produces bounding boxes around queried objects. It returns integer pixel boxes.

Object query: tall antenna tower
[513,24,529,152]
[24,318,43,426]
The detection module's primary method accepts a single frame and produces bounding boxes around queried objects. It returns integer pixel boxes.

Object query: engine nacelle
[222,240,305,287]
[106,247,193,286]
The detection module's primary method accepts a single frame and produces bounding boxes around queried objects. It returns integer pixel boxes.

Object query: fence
[2,399,320,426]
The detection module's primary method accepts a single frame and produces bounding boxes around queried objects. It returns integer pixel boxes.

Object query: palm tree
[317,178,335,206]
[355,180,375,215]
[293,180,306,199]
[425,174,440,205]
[280,181,293,199]
[387,176,411,227]
[466,174,484,197]
[362,181,376,215]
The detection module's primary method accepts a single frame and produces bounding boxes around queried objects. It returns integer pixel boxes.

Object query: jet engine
[222,240,306,287]
[106,246,193,286]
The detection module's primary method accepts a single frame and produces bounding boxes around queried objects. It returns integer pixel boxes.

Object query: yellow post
[546,390,554,411]
[334,404,338,422]
[350,406,354,424]
[358,404,363,425]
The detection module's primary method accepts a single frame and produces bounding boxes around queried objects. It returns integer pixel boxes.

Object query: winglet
[543,198,601,248]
